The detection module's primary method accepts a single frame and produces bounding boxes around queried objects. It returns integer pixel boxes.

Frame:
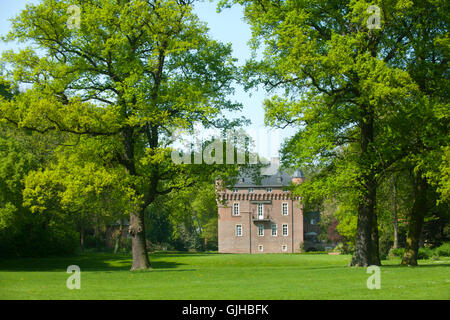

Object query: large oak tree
[0,0,242,270]
[219,0,448,266]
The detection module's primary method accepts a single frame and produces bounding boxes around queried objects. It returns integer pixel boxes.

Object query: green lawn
[0,252,449,299]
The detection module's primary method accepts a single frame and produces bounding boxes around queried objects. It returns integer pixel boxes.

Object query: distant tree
[0,74,79,257]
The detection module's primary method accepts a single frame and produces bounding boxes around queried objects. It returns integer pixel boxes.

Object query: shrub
[431,254,440,261]
[435,242,450,257]
[333,242,354,254]
[388,247,404,259]
[84,235,106,250]
[418,247,433,259]
[387,245,450,260]
[299,251,328,254]
[299,241,305,253]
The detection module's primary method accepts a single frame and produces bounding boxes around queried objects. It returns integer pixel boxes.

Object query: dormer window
[266,188,272,193]
[233,188,238,193]
[248,188,254,193]
[239,177,244,183]
[277,177,282,183]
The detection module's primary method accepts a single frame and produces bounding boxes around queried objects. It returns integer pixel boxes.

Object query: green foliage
[0,120,81,257]
[334,203,358,243]
[333,242,355,255]
[388,247,435,260]
[417,247,434,260]
[157,181,219,251]
[388,243,450,260]
[434,147,450,203]
[435,242,450,257]
[221,0,448,266]
[388,247,405,258]
[145,203,173,247]
[142,178,221,252]
[0,205,79,257]
[298,251,328,255]
[0,0,246,263]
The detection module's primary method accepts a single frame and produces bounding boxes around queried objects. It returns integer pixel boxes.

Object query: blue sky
[0,0,296,158]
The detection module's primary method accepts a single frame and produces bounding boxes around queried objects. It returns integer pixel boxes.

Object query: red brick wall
[217,188,304,253]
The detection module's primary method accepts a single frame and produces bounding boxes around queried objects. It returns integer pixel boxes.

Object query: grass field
[0,252,449,300]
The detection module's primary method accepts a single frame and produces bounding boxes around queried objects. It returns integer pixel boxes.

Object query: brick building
[216,160,306,253]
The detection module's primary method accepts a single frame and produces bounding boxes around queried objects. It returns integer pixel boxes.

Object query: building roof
[293,168,304,178]
[234,157,304,188]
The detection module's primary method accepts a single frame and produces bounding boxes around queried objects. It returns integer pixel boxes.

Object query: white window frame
[271,224,277,236]
[282,202,289,216]
[282,224,288,236]
[248,187,254,193]
[257,203,264,219]
[258,224,264,236]
[235,224,242,237]
[258,245,263,252]
[282,245,287,252]
[233,203,240,216]
[266,188,272,193]
[233,188,238,193]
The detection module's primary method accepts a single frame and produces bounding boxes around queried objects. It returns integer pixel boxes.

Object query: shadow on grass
[380,263,450,268]
[0,253,188,272]
[149,252,218,258]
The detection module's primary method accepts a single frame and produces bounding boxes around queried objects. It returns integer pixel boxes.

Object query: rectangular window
[271,224,277,236]
[248,188,254,193]
[282,245,287,252]
[258,245,263,252]
[233,203,239,216]
[233,188,238,193]
[236,224,242,236]
[266,188,272,193]
[282,224,288,236]
[258,224,264,236]
[257,203,264,219]
[282,203,288,216]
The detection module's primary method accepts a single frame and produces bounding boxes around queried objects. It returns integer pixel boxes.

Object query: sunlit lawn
[0,252,449,299]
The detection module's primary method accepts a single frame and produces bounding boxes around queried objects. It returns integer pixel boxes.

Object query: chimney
[261,156,280,175]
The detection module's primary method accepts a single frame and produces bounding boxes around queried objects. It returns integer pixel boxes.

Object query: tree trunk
[80,226,84,252]
[351,185,376,266]
[401,173,428,266]
[350,105,379,266]
[371,210,381,265]
[121,127,152,270]
[392,174,399,249]
[129,208,152,270]
[114,220,123,254]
